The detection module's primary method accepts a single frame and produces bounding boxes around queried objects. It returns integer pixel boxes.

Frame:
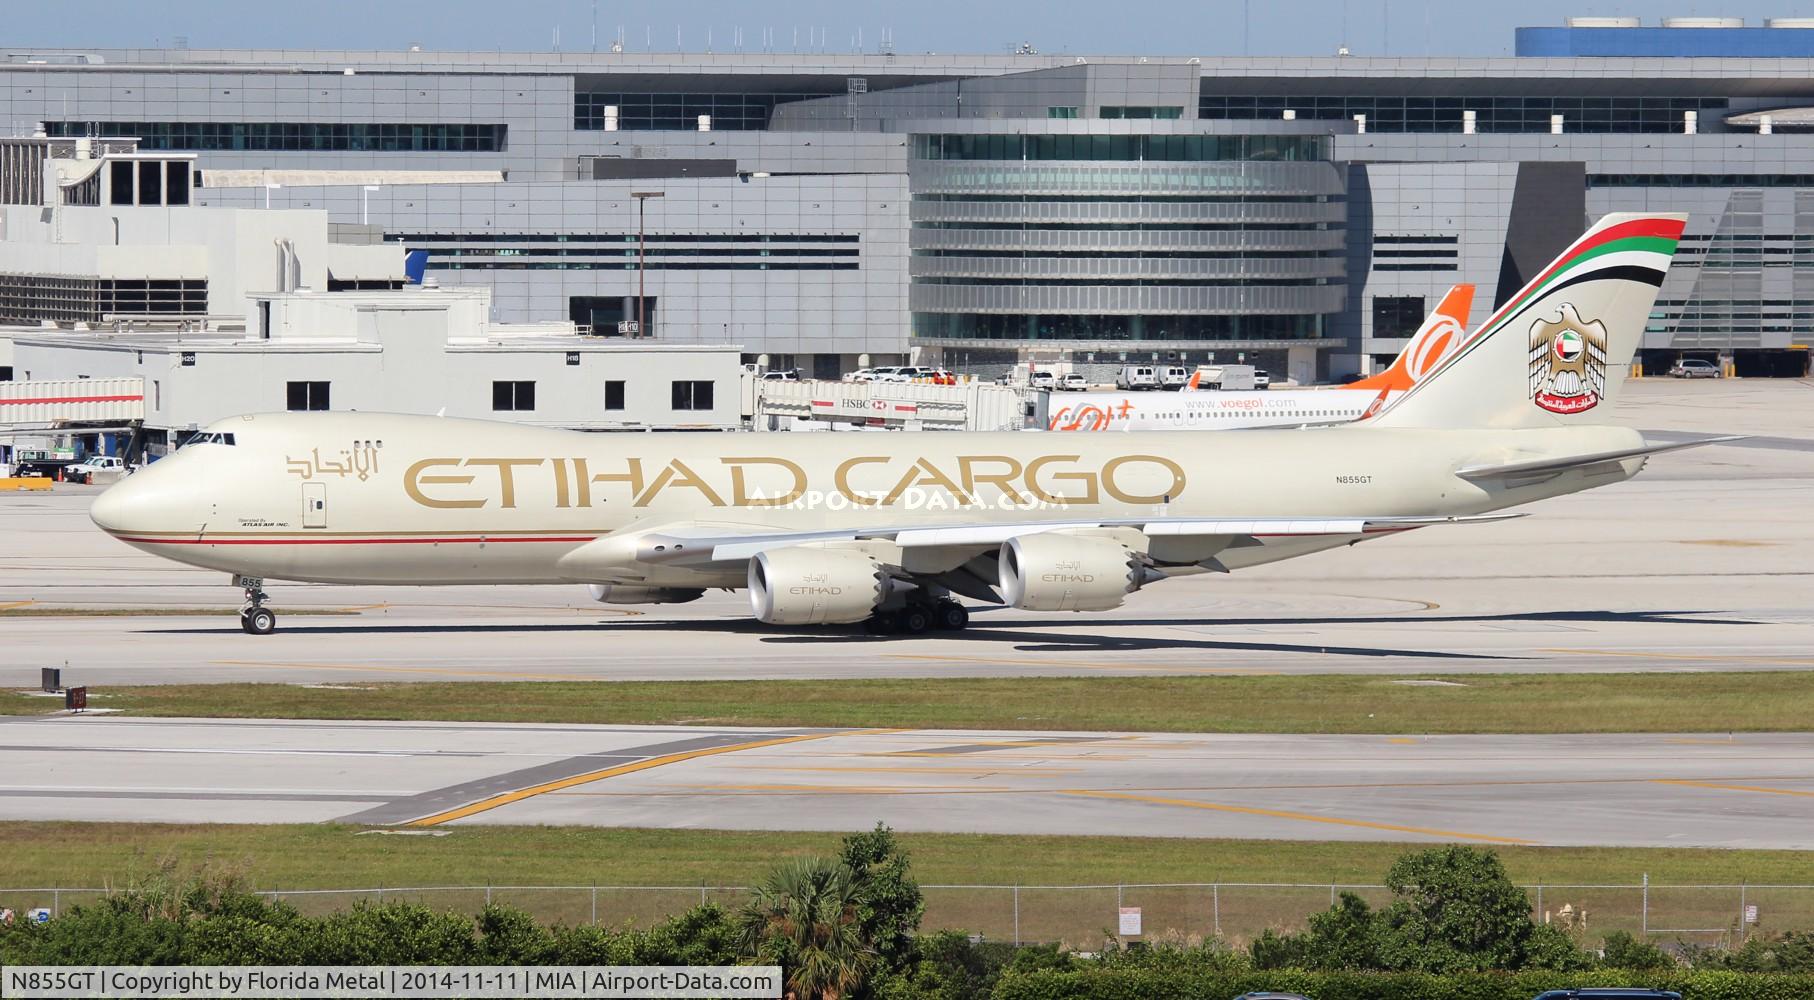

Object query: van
[1159,365,1189,390]
[1115,365,1159,391]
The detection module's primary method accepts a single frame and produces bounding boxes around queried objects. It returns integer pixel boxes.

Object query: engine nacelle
[586,584,705,605]
[748,546,894,625]
[999,532,1157,612]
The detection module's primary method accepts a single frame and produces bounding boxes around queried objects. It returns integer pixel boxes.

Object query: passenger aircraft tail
[1370,213,1686,430]
[1349,283,1474,391]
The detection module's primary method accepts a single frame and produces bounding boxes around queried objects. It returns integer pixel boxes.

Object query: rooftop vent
[1661,16,1746,28]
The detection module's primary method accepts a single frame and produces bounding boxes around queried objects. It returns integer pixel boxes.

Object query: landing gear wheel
[934,600,969,631]
[243,607,277,636]
[235,575,275,635]
[897,606,932,635]
[864,612,899,636]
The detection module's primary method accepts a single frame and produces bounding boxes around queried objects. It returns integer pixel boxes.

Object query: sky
[13,0,1814,59]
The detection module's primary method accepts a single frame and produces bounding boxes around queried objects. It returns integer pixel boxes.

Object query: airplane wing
[558,512,1522,605]
[1455,435,1745,486]
[618,512,1524,564]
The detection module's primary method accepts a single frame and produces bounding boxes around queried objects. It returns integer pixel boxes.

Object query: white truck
[1192,364,1257,391]
[64,455,130,483]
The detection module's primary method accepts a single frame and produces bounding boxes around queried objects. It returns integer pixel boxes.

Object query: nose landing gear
[234,575,277,635]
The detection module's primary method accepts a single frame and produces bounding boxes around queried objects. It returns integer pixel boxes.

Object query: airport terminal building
[3,19,1814,381]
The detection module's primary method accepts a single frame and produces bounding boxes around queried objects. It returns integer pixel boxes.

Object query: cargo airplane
[92,214,1720,635]
[1047,283,1475,431]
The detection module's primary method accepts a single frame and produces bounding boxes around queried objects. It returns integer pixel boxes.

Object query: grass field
[2,823,1806,942]
[7,672,1814,734]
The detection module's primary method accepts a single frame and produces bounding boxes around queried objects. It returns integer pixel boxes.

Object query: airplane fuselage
[1047,389,1391,431]
[92,411,1646,589]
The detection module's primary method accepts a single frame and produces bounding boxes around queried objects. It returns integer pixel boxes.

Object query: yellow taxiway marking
[726,765,1085,776]
[405,731,883,827]
[215,659,616,683]
[0,600,36,610]
[1664,737,1741,746]
[1652,779,1814,799]
[588,783,1016,795]
[869,751,1142,760]
[1386,738,1419,745]
[1542,648,1814,668]
[538,774,1814,803]
[881,653,1276,675]
[1060,789,1531,845]
[1673,539,1776,548]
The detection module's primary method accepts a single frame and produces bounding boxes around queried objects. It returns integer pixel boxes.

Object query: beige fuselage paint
[99,411,1646,588]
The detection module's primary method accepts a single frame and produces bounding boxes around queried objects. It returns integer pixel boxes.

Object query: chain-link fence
[2,881,1804,946]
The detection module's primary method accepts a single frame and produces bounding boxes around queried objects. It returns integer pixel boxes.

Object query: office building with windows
[2,19,1812,382]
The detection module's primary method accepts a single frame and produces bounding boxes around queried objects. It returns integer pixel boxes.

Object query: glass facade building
[907,125,1345,365]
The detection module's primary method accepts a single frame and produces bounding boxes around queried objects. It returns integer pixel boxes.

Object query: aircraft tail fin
[1371,213,1686,430]
[1350,283,1474,391]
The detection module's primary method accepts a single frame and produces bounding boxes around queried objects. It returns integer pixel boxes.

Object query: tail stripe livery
[1429,218,1682,387]
[1370,213,1686,430]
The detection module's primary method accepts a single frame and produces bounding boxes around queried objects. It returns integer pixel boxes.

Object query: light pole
[631,191,665,338]
[362,185,380,225]
[263,182,281,209]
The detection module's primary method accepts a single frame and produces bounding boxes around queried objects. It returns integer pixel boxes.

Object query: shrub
[1599,929,1674,970]
[988,968,1814,1000]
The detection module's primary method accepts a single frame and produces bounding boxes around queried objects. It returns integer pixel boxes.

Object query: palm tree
[740,857,874,1000]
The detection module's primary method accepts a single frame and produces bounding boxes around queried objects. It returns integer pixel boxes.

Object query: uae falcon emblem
[1527,303,1609,415]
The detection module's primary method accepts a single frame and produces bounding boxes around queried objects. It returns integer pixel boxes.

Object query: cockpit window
[183,432,237,447]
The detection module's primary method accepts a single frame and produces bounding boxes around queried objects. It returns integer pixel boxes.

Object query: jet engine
[999,532,1159,612]
[748,546,897,625]
[586,584,705,605]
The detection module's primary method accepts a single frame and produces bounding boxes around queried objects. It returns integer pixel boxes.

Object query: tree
[1373,845,1544,972]
[741,857,874,1000]
[839,823,924,977]
[1248,846,1591,973]
[1297,891,1383,970]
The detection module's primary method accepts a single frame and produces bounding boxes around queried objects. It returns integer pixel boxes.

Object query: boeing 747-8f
[92,214,1722,635]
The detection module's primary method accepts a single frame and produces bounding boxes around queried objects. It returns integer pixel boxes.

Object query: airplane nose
[89,461,198,539]
[89,471,149,535]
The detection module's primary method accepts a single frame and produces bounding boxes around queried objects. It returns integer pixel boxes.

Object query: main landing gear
[865,598,969,636]
[235,575,277,635]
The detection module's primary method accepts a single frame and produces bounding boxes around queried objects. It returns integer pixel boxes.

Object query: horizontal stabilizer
[1455,435,1745,484]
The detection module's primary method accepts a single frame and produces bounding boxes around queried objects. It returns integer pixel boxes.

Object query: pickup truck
[64,455,130,484]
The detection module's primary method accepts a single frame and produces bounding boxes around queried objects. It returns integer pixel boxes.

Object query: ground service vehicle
[64,456,130,483]
[1115,365,1159,390]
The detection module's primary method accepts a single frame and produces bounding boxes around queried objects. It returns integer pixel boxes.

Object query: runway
[2,381,1811,686]
[3,715,1811,848]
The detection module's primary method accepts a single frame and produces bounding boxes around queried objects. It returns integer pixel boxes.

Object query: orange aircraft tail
[1349,283,1475,391]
